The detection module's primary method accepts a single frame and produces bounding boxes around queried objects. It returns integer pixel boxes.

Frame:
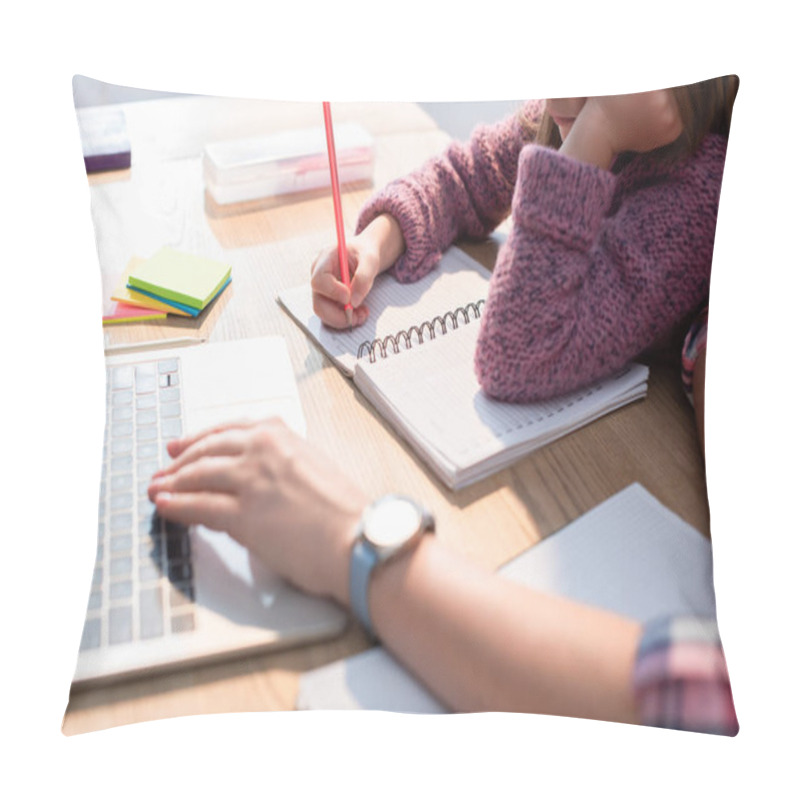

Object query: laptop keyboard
[80,356,196,652]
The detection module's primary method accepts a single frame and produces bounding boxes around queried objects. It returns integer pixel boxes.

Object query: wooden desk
[63,96,708,734]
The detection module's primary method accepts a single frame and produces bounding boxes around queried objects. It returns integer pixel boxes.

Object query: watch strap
[349,537,379,638]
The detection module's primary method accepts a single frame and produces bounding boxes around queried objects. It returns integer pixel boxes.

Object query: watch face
[364,497,422,549]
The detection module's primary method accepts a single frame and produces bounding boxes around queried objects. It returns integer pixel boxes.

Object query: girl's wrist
[359,214,406,272]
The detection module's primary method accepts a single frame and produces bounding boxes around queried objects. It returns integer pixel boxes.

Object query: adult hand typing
[148,419,367,606]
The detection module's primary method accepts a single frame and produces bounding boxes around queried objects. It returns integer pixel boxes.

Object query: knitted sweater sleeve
[355,102,543,282]
[475,138,726,402]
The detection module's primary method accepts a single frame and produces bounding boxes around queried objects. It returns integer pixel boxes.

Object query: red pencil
[322,101,353,328]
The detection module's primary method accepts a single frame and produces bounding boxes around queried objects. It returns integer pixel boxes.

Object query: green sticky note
[128,248,232,310]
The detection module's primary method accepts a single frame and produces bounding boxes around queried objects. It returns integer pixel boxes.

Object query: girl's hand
[560,91,684,169]
[148,419,368,606]
[310,213,406,329]
[586,90,684,155]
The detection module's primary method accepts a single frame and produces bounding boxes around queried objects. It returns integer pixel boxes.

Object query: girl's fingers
[154,490,240,533]
[312,293,369,329]
[311,269,351,306]
[149,456,240,500]
[349,267,376,309]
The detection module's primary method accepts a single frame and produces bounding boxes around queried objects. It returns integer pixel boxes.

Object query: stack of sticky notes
[103,248,232,325]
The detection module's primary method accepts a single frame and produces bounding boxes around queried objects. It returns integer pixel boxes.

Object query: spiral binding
[357,299,485,363]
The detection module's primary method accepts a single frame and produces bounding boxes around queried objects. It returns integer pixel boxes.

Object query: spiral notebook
[278,248,649,490]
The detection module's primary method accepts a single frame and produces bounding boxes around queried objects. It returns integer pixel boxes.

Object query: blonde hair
[522,75,739,160]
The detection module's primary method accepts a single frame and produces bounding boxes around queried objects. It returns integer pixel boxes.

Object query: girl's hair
[525,75,739,160]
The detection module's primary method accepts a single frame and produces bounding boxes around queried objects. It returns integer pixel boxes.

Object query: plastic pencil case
[203,123,375,205]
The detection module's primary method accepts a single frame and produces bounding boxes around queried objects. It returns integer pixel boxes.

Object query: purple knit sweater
[356,101,727,402]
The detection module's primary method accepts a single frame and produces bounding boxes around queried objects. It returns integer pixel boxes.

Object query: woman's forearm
[368,536,642,724]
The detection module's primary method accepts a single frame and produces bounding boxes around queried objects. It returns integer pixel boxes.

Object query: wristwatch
[349,494,435,638]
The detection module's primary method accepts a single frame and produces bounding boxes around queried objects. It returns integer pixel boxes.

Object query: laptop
[71,336,347,688]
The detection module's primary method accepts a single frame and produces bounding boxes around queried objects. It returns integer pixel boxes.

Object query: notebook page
[355,320,648,487]
[296,483,715,712]
[277,247,490,375]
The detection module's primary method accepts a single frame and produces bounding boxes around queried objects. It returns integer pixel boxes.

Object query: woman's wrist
[325,505,366,609]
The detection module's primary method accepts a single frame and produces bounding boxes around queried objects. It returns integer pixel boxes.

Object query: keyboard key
[112,405,134,422]
[111,420,134,438]
[111,473,133,492]
[110,534,132,553]
[111,455,133,473]
[110,556,132,577]
[140,587,164,639]
[168,561,192,583]
[136,393,157,410]
[159,386,180,403]
[108,606,133,645]
[110,512,133,532]
[87,591,102,611]
[139,497,155,516]
[79,618,101,650]
[110,580,132,600]
[158,358,179,374]
[160,402,181,419]
[139,561,162,582]
[140,539,162,561]
[166,532,190,560]
[136,378,157,395]
[135,364,157,395]
[111,389,133,407]
[137,459,159,479]
[161,418,182,439]
[136,441,159,460]
[136,408,158,427]
[138,426,158,442]
[92,566,103,586]
[111,366,134,390]
[110,492,133,511]
[139,516,160,538]
[136,362,157,379]
[111,438,134,456]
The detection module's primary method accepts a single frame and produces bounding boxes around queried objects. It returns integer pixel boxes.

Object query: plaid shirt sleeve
[633,616,739,736]
[681,306,709,405]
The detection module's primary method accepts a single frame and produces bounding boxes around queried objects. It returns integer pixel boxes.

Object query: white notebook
[278,248,648,490]
[296,483,717,713]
